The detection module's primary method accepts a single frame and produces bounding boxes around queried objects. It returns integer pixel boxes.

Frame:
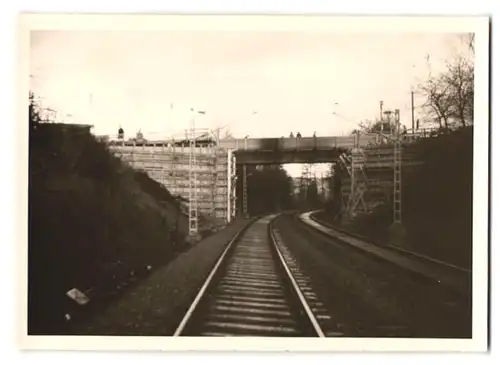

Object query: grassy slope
[321,127,473,269]
[28,123,190,334]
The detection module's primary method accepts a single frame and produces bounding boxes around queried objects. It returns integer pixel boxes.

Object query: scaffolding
[338,106,406,226]
[209,129,220,221]
[107,129,232,230]
[346,144,369,218]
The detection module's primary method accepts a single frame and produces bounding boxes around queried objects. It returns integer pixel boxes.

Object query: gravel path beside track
[70,218,253,336]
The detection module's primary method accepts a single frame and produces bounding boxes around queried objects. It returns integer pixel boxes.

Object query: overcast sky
[30,30,472,176]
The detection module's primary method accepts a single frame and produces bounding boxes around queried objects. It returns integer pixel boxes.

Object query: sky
[30,30,472,176]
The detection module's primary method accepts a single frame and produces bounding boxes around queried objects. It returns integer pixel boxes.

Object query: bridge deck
[218,135,380,151]
[106,132,428,165]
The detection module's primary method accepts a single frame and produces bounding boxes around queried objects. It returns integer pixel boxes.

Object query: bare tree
[417,35,474,129]
[461,33,475,53]
[443,55,474,127]
[418,75,455,129]
[29,92,41,127]
[351,118,392,136]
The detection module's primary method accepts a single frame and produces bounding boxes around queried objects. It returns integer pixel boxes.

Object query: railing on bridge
[217,128,442,153]
[217,134,382,152]
[96,127,441,151]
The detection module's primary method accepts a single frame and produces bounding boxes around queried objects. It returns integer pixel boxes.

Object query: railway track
[173,214,326,337]
[305,211,471,296]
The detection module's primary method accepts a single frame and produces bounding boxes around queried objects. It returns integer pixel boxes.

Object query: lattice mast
[210,128,222,220]
[346,131,369,218]
[300,164,311,205]
[393,109,402,224]
[242,138,249,218]
[188,112,198,236]
[242,165,248,217]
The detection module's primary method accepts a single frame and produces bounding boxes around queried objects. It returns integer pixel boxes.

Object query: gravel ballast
[70,218,253,336]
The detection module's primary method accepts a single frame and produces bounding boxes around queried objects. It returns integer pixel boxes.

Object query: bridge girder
[232,149,347,165]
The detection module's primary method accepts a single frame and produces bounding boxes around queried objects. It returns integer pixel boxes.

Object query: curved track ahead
[275,213,472,338]
[174,215,324,337]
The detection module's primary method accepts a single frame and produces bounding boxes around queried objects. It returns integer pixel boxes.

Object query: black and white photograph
[19,13,489,351]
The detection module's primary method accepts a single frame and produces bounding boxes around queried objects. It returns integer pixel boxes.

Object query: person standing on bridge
[136,129,144,141]
[297,132,302,138]
[290,132,294,138]
[118,126,124,140]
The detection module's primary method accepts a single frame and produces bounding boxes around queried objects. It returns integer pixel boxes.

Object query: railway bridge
[105,124,433,236]
[218,134,380,164]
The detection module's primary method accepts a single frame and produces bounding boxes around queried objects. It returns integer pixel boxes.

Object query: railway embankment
[317,126,473,270]
[28,120,225,335]
[69,217,253,336]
